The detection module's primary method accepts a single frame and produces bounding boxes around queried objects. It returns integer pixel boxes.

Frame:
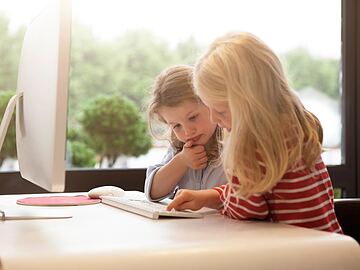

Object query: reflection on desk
[0,192,359,270]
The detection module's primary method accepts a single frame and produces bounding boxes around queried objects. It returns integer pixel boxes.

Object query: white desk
[0,192,359,270]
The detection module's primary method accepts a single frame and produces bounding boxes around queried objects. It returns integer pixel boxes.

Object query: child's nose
[184,125,196,136]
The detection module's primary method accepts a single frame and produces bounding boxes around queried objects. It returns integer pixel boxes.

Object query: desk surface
[0,192,359,270]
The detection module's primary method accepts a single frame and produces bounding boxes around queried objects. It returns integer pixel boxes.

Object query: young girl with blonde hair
[167,33,342,233]
[145,65,227,201]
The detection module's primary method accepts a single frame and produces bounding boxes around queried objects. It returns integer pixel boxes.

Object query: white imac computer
[0,0,71,192]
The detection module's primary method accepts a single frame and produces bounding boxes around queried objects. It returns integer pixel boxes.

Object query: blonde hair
[193,32,322,197]
[148,65,222,163]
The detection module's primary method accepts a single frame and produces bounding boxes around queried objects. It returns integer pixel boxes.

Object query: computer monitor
[0,0,71,192]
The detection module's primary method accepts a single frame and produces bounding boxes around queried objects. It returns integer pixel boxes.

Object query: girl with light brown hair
[145,65,226,201]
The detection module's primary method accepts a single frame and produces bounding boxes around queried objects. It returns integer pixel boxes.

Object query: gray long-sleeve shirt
[144,147,227,202]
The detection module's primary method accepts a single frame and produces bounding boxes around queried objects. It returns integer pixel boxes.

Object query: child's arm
[144,148,174,201]
[215,181,269,220]
[167,182,269,221]
[149,153,189,200]
[166,189,222,211]
[149,142,208,201]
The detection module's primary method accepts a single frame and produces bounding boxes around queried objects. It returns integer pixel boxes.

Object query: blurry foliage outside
[78,95,152,167]
[0,13,340,169]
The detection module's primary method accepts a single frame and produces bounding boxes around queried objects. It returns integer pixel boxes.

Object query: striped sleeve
[214,180,269,220]
[267,160,343,233]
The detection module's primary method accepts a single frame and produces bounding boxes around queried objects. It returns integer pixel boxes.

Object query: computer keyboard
[101,196,203,219]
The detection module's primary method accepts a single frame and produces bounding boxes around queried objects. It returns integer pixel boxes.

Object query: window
[67,0,342,168]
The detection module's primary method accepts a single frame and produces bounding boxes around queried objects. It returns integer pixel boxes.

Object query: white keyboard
[101,196,203,219]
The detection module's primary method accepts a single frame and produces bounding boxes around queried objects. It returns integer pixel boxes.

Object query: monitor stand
[0,92,23,153]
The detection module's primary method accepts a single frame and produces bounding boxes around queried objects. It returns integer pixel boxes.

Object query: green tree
[67,127,96,168]
[80,95,152,167]
[283,48,340,99]
[0,90,17,165]
[68,141,97,168]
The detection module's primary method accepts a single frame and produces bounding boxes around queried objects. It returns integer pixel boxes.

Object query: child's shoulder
[284,158,327,178]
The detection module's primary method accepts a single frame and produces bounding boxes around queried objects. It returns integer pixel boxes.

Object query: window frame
[353,0,360,197]
[327,0,359,197]
[0,0,359,197]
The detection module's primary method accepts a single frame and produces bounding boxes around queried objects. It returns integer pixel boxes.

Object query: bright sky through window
[1,0,340,58]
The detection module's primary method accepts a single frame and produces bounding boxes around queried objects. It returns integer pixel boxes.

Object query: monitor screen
[15,0,71,192]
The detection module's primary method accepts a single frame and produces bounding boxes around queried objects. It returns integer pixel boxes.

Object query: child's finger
[192,145,206,154]
[184,140,193,148]
[198,156,208,164]
[166,200,178,211]
[170,201,194,211]
[166,192,189,211]
[198,161,208,169]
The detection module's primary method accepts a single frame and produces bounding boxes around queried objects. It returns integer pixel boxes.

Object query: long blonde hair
[193,32,322,197]
[148,65,222,163]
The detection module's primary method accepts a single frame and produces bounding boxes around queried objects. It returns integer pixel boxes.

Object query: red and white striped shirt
[214,158,343,233]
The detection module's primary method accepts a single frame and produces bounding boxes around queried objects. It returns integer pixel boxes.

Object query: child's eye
[172,124,181,130]
[189,114,199,121]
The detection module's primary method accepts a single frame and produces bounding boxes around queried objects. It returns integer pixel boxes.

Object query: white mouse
[88,186,125,198]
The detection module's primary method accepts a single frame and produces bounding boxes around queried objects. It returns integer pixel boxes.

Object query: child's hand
[180,140,208,170]
[166,189,222,211]
[167,189,221,211]
[166,189,206,211]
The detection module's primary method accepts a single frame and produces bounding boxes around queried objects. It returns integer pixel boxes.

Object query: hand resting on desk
[166,189,221,211]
